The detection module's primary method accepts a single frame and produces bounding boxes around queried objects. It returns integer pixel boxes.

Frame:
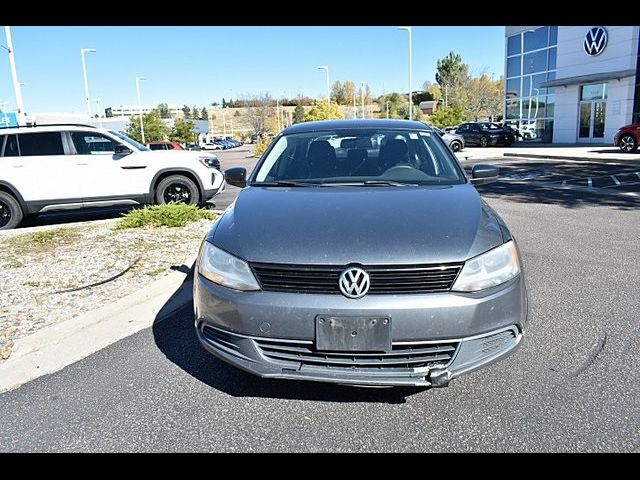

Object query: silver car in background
[433,126,465,152]
[194,119,527,388]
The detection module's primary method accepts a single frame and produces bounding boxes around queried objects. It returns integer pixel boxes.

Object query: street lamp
[397,26,413,121]
[80,48,96,125]
[360,83,365,118]
[135,76,147,143]
[317,65,330,106]
[4,27,25,122]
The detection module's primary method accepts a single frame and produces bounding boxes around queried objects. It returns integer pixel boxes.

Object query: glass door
[579,103,591,138]
[578,83,607,142]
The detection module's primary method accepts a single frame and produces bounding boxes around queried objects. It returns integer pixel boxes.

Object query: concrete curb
[0,255,197,393]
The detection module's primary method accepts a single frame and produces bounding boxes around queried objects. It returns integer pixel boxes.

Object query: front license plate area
[315,316,391,352]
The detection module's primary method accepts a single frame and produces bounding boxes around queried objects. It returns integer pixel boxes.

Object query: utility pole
[4,27,25,122]
[361,83,365,119]
[353,93,357,119]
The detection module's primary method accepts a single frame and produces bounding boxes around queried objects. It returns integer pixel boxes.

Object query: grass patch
[116,203,217,230]
[4,258,23,269]
[1,227,82,255]
[146,267,166,277]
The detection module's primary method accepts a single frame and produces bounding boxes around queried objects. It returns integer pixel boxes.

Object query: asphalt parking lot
[1,152,639,452]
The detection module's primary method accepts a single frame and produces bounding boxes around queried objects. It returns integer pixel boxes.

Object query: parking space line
[611,175,621,185]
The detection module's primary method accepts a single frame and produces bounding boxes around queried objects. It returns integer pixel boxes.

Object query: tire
[450,140,462,152]
[0,191,24,230]
[619,134,637,153]
[155,175,200,206]
[479,136,489,148]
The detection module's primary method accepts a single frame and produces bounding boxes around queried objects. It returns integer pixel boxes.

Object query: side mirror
[225,167,247,188]
[114,144,133,156]
[470,163,499,185]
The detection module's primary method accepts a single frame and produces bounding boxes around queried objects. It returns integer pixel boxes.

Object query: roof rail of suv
[22,123,99,129]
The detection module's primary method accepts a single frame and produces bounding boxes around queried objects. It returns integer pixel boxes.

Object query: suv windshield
[109,130,151,151]
[253,128,465,186]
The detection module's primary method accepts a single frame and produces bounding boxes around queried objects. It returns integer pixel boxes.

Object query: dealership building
[504,26,640,143]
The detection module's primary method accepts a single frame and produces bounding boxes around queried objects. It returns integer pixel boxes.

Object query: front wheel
[450,140,462,152]
[479,136,489,148]
[155,175,200,205]
[0,191,24,230]
[619,134,638,152]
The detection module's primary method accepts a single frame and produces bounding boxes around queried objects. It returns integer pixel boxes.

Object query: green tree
[304,101,343,122]
[211,101,220,108]
[170,118,197,144]
[435,52,470,107]
[157,103,171,119]
[200,106,208,120]
[293,105,305,124]
[330,80,345,105]
[412,91,433,105]
[426,105,466,129]
[125,110,171,143]
[182,105,191,119]
[234,110,241,117]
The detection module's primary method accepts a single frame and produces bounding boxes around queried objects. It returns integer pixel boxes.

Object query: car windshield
[252,128,465,186]
[109,130,151,151]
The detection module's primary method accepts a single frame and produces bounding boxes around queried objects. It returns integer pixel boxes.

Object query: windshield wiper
[326,180,419,187]
[251,181,320,187]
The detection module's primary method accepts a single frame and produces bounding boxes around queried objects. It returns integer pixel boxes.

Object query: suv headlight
[198,156,220,169]
[198,242,260,291]
[451,240,521,292]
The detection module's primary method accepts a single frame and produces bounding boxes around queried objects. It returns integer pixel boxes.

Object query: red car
[147,141,185,151]
[614,124,640,152]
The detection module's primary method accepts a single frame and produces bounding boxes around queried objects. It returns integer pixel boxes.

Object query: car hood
[208,184,506,265]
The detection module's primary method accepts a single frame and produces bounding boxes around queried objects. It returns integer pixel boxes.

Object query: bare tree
[241,93,274,138]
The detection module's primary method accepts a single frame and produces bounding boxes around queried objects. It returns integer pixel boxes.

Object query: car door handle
[120,166,147,170]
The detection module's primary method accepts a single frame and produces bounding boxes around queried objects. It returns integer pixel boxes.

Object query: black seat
[378,139,410,172]
[306,140,336,179]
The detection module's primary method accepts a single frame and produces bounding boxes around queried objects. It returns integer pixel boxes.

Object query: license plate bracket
[315,315,391,352]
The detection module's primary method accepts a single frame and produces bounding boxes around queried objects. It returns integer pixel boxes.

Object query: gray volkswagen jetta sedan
[194,119,528,388]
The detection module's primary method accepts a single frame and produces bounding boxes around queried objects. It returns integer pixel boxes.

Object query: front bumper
[194,273,528,387]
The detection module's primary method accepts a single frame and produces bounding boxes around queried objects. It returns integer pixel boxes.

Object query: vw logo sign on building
[584,27,608,56]
[339,267,370,299]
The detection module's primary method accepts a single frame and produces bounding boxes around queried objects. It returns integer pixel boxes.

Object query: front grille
[255,338,458,371]
[250,262,463,294]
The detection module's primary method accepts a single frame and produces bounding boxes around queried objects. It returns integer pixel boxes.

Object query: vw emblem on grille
[584,27,608,56]
[339,267,370,299]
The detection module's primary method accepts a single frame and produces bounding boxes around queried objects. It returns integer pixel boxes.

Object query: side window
[166,144,174,150]
[4,135,19,157]
[18,132,64,156]
[458,124,468,132]
[70,132,116,155]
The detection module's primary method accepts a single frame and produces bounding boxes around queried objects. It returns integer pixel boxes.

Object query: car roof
[0,124,112,134]
[282,119,433,134]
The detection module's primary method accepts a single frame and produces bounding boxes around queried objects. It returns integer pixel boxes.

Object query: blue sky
[0,26,505,114]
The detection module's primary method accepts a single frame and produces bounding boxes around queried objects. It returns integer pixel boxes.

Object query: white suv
[0,124,225,230]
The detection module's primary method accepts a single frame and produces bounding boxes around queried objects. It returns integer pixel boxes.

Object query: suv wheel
[619,134,638,152]
[155,175,200,205]
[479,136,489,148]
[0,191,24,230]
[450,140,462,152]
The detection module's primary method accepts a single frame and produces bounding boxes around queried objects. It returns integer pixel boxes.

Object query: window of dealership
[504,26,640,144]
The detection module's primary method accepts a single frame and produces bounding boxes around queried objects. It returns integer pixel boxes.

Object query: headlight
[198,156,220,169]
[451,241,521,292]
[198,242,260,291]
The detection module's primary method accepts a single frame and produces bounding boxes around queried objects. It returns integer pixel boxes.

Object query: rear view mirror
[114,144,132,156]
[470,164,499,185]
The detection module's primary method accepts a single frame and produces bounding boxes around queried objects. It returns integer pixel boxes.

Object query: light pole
[360,83,365,118]
[80,48,96,125]
[397,26,413,121]
[352,92,357,119]
[95,97,102,127]
[317,66,330,106]
[135,76,147,143]
[276,98,281,132]
[4,27,25,122]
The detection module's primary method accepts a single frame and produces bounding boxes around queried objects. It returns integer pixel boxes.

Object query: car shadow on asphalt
[151,276,426,404]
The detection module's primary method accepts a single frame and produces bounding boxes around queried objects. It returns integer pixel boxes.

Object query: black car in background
[456,122,515,147]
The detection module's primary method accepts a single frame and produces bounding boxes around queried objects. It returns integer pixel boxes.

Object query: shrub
[253,140,270,157]
[116,203,217,229]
